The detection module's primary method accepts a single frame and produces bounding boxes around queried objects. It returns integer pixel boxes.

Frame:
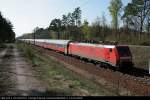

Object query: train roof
[20,39,129,48]
[44,39,71,45]
[72,43,116,48]
[20,39,71,45]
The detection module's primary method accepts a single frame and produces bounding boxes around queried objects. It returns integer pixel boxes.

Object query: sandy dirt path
[1,44,47,96]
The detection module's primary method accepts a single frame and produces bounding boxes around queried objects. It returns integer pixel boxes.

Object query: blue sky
[0,0,131,37]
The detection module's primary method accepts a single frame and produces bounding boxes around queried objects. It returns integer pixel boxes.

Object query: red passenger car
[35,39,71,54]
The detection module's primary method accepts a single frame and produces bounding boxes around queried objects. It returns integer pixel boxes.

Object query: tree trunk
[57,32,60,39]
[115,28,118,40]
[139,20,143,40]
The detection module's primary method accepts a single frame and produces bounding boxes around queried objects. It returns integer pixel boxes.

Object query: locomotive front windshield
[116,46,131,57]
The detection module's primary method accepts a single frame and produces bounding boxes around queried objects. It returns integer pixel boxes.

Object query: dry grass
[129,46,150,70]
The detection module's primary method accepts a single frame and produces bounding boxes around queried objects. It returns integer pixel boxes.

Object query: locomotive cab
[116,46,133,67]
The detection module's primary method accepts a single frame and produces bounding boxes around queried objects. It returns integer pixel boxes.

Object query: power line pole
[33,32,35,45]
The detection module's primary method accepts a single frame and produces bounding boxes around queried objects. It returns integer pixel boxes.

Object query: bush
[0,44,7,48]
[140,42,150,46]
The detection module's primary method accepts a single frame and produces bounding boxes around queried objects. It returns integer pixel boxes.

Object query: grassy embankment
[129,46,150,70]
[17,43,118,96]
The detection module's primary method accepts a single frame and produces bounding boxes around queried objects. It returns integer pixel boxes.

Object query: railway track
[30,44,150,95]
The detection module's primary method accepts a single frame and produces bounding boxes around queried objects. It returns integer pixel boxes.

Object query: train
[20,39,133,68]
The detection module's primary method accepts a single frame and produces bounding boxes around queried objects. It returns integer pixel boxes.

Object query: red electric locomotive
[68,42,133,67]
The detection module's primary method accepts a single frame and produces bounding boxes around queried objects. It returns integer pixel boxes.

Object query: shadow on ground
[119,66,150,78]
